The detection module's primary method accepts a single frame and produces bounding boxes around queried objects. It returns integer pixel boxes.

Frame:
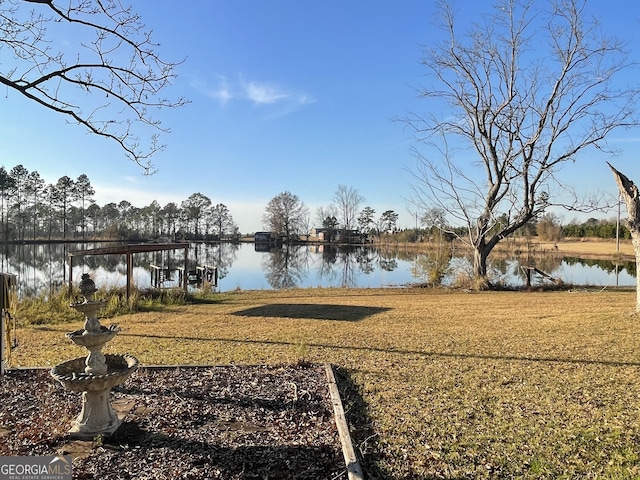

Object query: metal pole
[126,252,133,300]
[1,309,4,376]
[183,245,188,292]
[68,254,74,296]
[616,194,621,252]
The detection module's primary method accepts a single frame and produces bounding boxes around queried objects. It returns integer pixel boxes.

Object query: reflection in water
[262,244,309,289]
[0,243,68,297]
[315,245,361,288]
[564,256,637,276]
[410,249,452,286]
[196,242,239,281]
[0,242,635,297]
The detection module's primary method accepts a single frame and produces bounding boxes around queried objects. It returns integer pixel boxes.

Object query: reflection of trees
[355,248,376,274]
[196,243,239,280]
[394,249,416,262]
[531,255,564,275]
[378,249,398,272]
[487,256,526,284]
[508,254,565,285]
[337,248,358,287]
[318,245,352,287]
[317,246,339,283]
[411,251,452,286]
[3,242,242,295]
[564,256,636,276]
[262,244,308,289]
[7,242,640,295]
[317,246,376,288]
[0,243,69,297]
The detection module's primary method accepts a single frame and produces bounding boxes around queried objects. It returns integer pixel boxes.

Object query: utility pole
[616,193,621,252]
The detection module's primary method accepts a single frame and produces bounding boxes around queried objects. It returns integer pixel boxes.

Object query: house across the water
[254,231,276,243]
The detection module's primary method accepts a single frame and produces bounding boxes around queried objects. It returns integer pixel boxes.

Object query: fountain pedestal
[75,389,118,434]
[52,354,138,437]
[51,274,138,439]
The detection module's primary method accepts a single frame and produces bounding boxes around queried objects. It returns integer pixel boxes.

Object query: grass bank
[10,287,640,478]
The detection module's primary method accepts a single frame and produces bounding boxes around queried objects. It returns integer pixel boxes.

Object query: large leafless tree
[408,0,639,281]
[1,0,187,173]
[333,184,363,231]
[263,191,309,241]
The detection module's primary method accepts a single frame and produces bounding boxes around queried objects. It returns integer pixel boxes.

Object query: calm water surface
[0,242,634,297]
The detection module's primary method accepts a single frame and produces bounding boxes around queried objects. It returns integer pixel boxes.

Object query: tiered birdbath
[51,274,138,438]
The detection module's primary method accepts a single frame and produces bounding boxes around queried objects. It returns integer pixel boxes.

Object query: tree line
[0,167,401,243]
[541,215,631,241]
[0,165,237,242]
[0,161,626,245]
[262,185,400,241]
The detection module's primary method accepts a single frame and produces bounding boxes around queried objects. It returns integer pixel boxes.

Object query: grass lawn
[532,238,633,258]
[10,286,640,479]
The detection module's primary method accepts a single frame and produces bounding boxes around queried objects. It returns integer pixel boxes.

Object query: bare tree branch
[1,0,188,173]
[405,0,639,279]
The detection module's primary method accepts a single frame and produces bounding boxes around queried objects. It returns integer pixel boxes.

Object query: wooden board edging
[325,363,365,480]
[9,363,366,478]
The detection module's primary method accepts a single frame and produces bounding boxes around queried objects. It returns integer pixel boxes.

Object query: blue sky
[2,1,640,233]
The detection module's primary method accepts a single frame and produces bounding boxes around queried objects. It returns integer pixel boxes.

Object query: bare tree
[1,0,187,172]
[316,205,338,229]
[608,164,640,313]
[263,191,308,241]
[536,213,563,242]
[333,185,363,230]
[407,0,639,281]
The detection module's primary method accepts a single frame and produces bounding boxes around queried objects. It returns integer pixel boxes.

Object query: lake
[0,241,635,297]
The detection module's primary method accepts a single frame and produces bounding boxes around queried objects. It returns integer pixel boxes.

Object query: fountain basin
[66,325,121,348]
[51,354,139,392]
[70,299,106,314]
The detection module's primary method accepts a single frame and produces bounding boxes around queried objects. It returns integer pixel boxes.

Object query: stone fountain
[51,274,138,438]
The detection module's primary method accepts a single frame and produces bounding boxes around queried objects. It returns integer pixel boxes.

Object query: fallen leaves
[0,364,347,480]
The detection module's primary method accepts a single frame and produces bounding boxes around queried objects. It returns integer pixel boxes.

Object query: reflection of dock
[68,243,190,300]
[150,264,175,286]
[177,265,218,287]
[151,264,217,288]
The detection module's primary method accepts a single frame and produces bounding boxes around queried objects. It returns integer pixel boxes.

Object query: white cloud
[193,74,315,113]
[191,75,234,105]
[243,81,288,105]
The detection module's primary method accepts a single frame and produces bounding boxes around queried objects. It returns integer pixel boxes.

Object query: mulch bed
[0,363,348,479]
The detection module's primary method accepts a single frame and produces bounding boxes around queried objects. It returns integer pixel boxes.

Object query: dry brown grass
[488,237,633,259]
[538,238,634,258]
[10,287,640,478]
